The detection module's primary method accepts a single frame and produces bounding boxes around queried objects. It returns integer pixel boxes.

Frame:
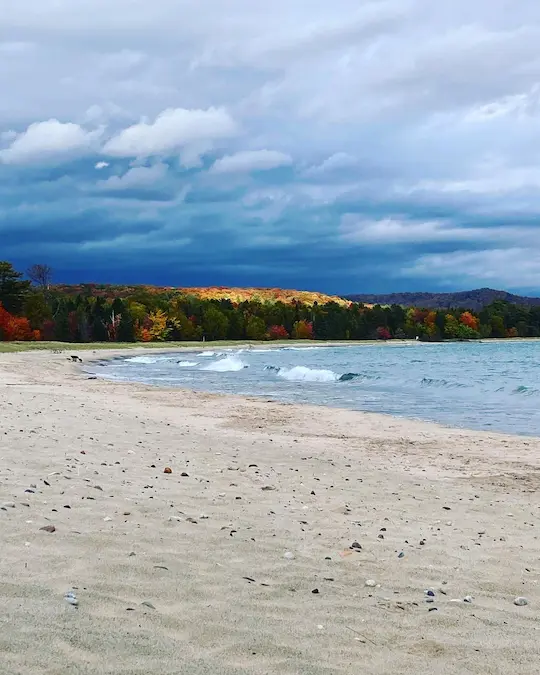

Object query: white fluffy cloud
[210,150,292,174]
[0,120,102,164]
[102,107,237,159]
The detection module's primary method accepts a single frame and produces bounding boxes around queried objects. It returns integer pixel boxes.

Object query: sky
[1,0,540,295]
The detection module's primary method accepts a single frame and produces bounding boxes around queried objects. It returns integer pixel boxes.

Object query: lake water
[90,341,540,436]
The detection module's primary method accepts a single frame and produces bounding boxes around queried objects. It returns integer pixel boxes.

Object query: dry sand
[0,348,539,675]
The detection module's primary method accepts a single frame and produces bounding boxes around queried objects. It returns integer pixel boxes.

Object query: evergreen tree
[0,261,31,314]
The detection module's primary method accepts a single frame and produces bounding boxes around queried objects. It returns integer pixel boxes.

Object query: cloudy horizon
[1,0,540,294]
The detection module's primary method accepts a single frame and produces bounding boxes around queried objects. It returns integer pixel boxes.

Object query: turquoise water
[91,341,540,436]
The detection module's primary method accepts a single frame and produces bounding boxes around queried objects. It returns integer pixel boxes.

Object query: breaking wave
[126,355,173,364]
[265,365,362,383]
[203,355,247,372]
[177,360,198,367]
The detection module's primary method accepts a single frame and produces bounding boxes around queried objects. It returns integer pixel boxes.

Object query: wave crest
[277,366,339,382]
[203,356,247,372]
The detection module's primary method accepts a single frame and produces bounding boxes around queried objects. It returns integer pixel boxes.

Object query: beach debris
[463,595,474,603]
[428,607,438,612]
[350,541,362,551]
[514,597,528,606]
[398,551,405,559]
[243,577,256,583]
[365,579,377,587]
[261,485,276,491]
[163,467,172,474]
[103,516,112,522]
[181,472,189,477]
[424,590,435,597]
[64,591,78,607]
[312,588,320,594]
[40,525,56,533]
[284,551,295,560]
[141,601,156,609]
[154,565,168,571]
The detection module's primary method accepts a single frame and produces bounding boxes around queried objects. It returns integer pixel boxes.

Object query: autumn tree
[292,320,313,339]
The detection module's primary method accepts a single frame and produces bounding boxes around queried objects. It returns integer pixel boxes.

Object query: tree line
[1,261,540,343]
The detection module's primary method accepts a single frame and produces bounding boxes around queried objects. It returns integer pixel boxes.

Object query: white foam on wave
[203,355,247,372]
[276,365,338,382]
[177,360,198,367]
[197,351,217,357]
[126,355,164,364]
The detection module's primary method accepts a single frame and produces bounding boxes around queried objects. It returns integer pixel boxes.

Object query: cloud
[97,163,168,191]
[102,107,237,159]
[339,215,477,243]
[304,153,358,176]
[95,161,109,170]
[0,120,102,164]
[402,248,540,290]
[210,149,292,174]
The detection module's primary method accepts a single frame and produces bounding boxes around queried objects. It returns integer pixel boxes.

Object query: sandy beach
[0,348,539,675]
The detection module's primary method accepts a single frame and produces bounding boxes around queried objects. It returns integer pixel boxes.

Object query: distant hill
[346,288,540,311]
[53,284,352,308]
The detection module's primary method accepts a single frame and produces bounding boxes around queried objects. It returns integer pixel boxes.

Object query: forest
[2,261,540,343]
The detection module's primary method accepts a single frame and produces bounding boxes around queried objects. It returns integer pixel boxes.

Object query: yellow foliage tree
[148,309,170,341]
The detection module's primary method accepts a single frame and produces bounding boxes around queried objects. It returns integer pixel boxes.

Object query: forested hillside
[2,262,540,343]
[347,288,540,311]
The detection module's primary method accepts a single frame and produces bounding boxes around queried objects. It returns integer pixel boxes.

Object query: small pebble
[141,601,156,609]
[398,551,405,559]
[514,597,528,606]
[365,579,377,587]
[40,525,56,533]
[64,591,78,607]
[164,467,172,474]
[463,595,473,603]
[284,552,295,560]
[312,588,319,594]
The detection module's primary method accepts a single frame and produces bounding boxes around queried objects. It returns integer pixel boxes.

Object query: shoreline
[84,343,540,440]
[1,350,539,674]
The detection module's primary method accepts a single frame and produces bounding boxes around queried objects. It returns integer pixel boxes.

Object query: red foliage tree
[0,303,35,340]
[268,324,289,340]
[376,326,392,340]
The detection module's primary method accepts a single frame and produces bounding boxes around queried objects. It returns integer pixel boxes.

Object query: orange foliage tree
[0,303,37,341]
[460,311,479,331]
[292,320,313,339]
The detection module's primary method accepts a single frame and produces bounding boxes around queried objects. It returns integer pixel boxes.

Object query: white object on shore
[514,597,528,606]
[65,591,78,607]
[284,551,295,560]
